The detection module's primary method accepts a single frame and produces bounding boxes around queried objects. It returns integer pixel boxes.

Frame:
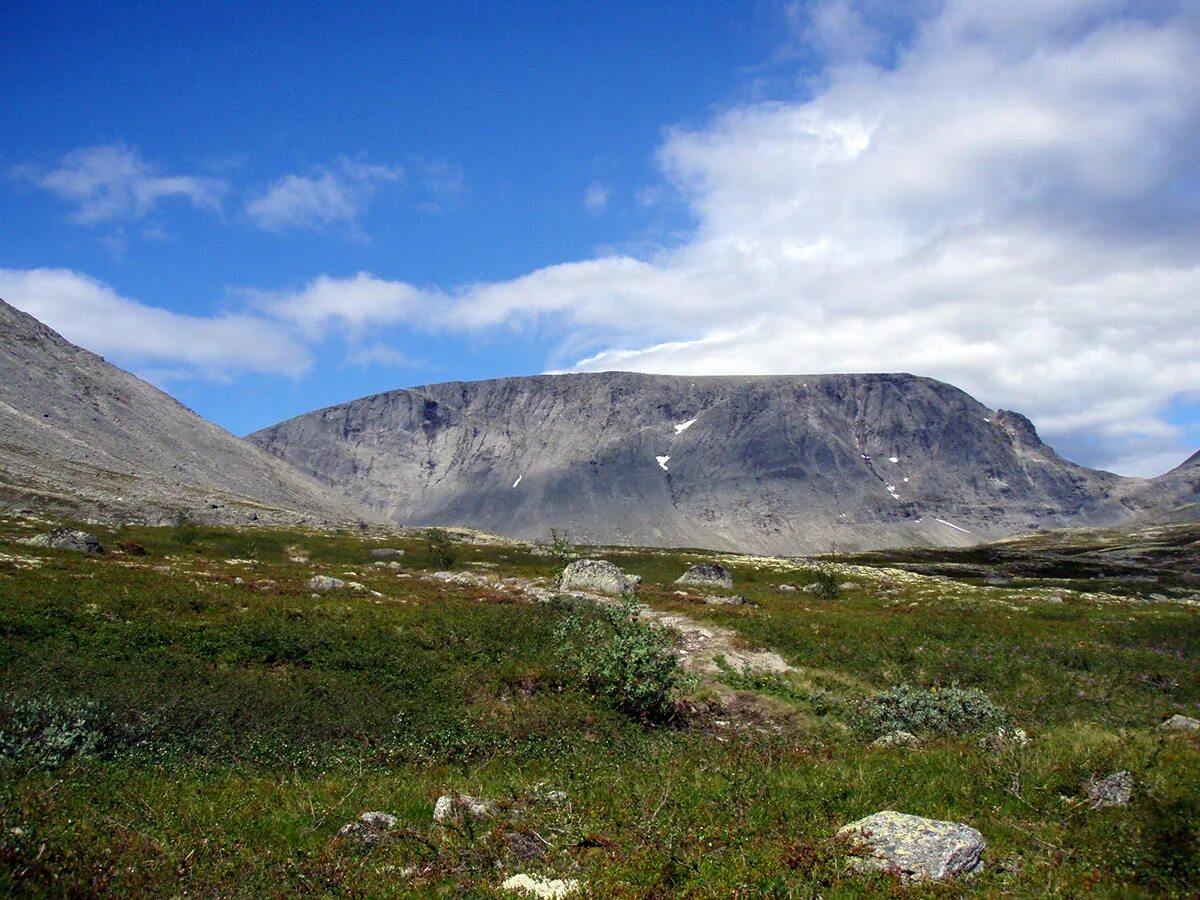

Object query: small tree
[425,529,457,569]
[549,528,573,581]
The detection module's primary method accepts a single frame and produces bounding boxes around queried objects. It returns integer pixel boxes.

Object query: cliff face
[249,371,1170,554]
[0,299,373,526]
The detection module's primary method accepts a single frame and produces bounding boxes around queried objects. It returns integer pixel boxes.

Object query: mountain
[0,299,372,526]
[248,371,1193,554]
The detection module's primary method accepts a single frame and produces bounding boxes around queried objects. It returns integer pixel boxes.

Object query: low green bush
[424,529,457,569]
[554,598,683,723]
[856,683,1008,736]
[0,695,145,768]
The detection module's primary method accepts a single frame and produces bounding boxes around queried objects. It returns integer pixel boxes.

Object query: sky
[1,0,1198,477]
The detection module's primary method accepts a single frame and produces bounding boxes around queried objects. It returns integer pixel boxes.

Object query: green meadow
[1,516,1197,897]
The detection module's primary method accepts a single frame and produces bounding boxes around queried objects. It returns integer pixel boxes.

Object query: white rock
[500,874,581,898]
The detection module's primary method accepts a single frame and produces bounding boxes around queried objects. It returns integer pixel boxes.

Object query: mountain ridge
[0,299,375,526]
[249,370,1195,554]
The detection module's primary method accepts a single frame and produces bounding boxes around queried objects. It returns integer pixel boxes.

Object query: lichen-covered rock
[1159,714,1200,732]
[337,810,398,845]
[500,874,581,898]
[837,810,985,881]
[1088,771,1133,809]
[676,563,733,590]
[433,793,494,823]
[558,559,640,595]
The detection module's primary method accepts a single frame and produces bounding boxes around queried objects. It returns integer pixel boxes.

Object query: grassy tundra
[1,515,1197,896]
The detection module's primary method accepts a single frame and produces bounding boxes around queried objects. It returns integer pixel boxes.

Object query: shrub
[173,510,200,546]
[809,571,841,600]
[0,695,143,768]
[425,529,458,569]
[554,598,683,723]
[549,528,573,581]
[857,683,1008,737]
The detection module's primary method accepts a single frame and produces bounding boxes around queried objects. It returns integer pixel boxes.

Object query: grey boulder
[1158,714,1200,732]
[370,548,405,559]
[558,559,640,595]
[433,793,495,823]
[1088,771,1133,809]
[23,528,104,553]
[837,810,984,881]
[675,563,733,590]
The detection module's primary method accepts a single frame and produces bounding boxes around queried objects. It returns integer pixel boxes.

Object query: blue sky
[2,1,1198,476]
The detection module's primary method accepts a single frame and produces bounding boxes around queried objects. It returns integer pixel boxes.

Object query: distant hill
[0,299,373,526]
[248,371,1197,554]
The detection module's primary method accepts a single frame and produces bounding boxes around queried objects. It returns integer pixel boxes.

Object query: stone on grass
[704,595,748,606]
[500,874,581,898]
[337,811,398,845]
[308,575,347,591]
[433,793,495,823]
[370,548,405,559]
[558,559,640,595]
[1159,714,1200,732]
[839,581,860,591]
[873,730,921,748]
[1088,771,1133,809]
[675,563,733,590]
[23,528,104,553]
[777,583,797,592]
[837,810,985,882]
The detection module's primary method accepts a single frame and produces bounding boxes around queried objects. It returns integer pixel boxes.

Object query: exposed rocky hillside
[249,372,1195,554]
[0,299,373,526]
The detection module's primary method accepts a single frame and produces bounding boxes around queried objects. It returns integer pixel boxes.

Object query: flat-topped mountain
[248,372,1195,554]
[0,299,372,526]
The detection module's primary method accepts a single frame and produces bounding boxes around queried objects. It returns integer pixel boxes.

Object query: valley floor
[1,515,1197,896]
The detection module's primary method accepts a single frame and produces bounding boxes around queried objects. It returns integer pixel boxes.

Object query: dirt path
[422,569,794,678]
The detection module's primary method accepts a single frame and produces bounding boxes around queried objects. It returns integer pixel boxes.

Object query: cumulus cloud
[284,0,1193,475]
[0,268,310,379]
[245,159,404,231]
[12,144,225,224]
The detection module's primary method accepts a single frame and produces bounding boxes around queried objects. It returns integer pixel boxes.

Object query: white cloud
[584,182,609,213]
[249,272,428,337]
[380,0,1195,476]
[0,268,309,379]
[32,3,1192,476]
[245,159,404,231]
[13,144,225,224]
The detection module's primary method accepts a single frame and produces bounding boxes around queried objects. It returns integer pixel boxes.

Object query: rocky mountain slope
[249,372,1196,554]
[0,299,372,526]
